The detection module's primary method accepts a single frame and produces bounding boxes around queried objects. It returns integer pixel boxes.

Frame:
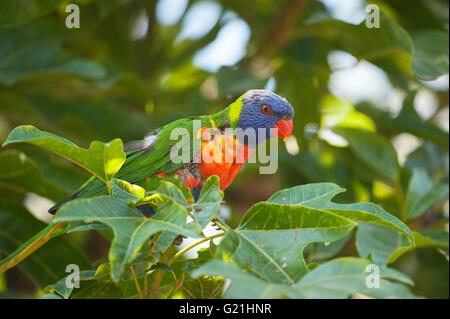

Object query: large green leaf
[54,196,201,282]
[110,178,146,201]
[356,224,449,265]
[309,231,353,262]
[412,30,449,80]
[0,201,91,288]
[393,247,449,298]
[395,91,449,148]
[0,150,68,201]
[44,263,114,299]
[293,258,417,298]
[216,205,356,284]
[214,183,413,285]
[304,11,414,87]
[192,260,298,298]
[268,183,414,243]
[216,66,267,96]
[356,91,449,147]
[404,168,448,220]
[0,23,113,85]
[138,177,223,252]
[193,258,416,299]
[71,279,123,299]
[162,258,225,299]
[3,125,126,187]
[405,141,449,179]
[15,144,90,194]
[191,176,224,229]
[44,270,97,299]
[64,257,224,299]
[267,182,344,207]
[332,128,400,183]
[0,0,63,27]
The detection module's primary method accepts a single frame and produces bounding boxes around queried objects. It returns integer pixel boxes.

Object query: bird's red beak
[274,119,293,142]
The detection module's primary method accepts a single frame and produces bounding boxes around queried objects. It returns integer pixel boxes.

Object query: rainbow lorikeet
[48,89,294,215]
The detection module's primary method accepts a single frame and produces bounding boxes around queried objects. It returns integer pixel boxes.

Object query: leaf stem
[211,217,228,232]
[395,177,406,220]
[0,221,67,274]
[143,263,149,298]
[149,244,174,299]
[106,181,112,196]
[166,271,185,299]
[169,232,224,265]
[129,265,144,299]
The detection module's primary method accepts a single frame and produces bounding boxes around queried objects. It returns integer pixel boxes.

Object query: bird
[48,89,294,215]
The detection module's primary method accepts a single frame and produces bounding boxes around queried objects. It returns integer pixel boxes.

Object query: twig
[129,265,144,299]
[149,244,174,298]
[262,0,309,57]
[166,271,185,299]
[169,232,225,265]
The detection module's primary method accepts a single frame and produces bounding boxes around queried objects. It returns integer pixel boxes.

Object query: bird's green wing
[75,116,204,198]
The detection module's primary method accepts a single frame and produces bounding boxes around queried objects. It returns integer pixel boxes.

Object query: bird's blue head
[233,89,294,146]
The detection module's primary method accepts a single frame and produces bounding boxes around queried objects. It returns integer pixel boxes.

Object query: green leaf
[216,66,267,96]
[324,203,414,244]
[404,168,448,220]
[268,183,414,244]
[54,196,201,282]
[192,260,299,298]
[141,176,223,251]
[412,30,449,80]
[0,23,114,86]
[65,222,110,234]
[45,263,114,299]
[71,280,123,299]
[15,144,90,194]
[179,273,224,299]
[39,293,63,299]
[267,182,344,207]
[333,128,400,183]
[3,125,126,186]
[309,231,353,262]
[111,178,146,201]
[305,11,414,87]
[356,91,449,147]
[395,91,449,147]
[191,176,224,228]
[0,150,68,201]
[150,260,223,299]
[154,180,188,205]
[389,229,449,263]
[392,247,449,298]
[44,270,96,299]
[0,201,91,288]
[216,205,356,284]
[356,224,449,265]
[193,258,416,299]
[0,0,64,27]
[405,141,449,178]
[215,183,413,284]
[293,257,417,298]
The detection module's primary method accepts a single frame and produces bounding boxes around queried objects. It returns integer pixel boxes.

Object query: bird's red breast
[195,127,253,191]
[186,127,253,190]
[155,127,253,194]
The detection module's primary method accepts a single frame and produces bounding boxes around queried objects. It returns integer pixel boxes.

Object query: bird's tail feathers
[48,189,83,215]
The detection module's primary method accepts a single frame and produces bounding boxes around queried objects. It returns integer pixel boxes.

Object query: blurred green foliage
[0,0,448,298]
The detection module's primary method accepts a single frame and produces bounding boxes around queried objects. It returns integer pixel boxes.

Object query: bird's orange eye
[262,105,271,114]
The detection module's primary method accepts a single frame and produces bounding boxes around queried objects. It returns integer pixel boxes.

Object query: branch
[262,0,309,57]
